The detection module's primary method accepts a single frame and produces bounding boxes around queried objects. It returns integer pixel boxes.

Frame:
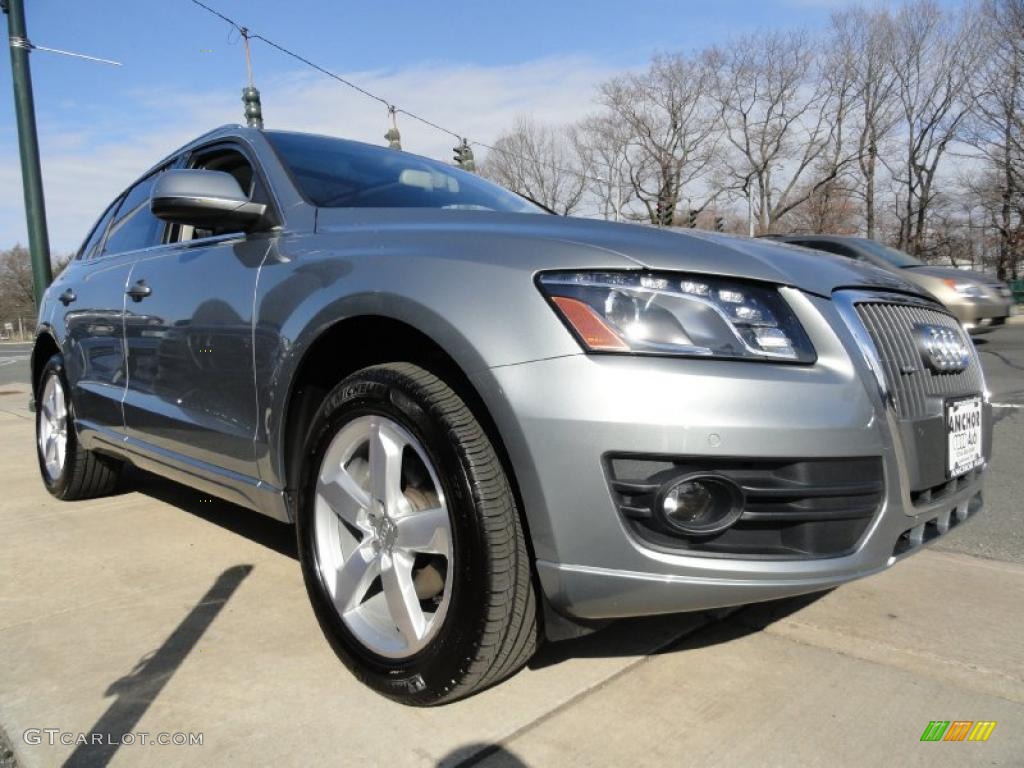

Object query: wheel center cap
[379,517,397,550]
[370,501,398,552]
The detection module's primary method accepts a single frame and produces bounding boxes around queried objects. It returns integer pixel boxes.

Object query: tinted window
[852,238,924,268]
[265,131,543,213]
[802,240,858,259]
[76,199,120,260]
[103,174,165,255]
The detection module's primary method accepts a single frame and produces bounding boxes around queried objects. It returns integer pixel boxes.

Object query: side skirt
[78,420,291,523]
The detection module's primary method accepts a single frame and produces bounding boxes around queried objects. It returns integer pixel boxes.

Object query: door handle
[126,279,152,302]
[58,288,76,306]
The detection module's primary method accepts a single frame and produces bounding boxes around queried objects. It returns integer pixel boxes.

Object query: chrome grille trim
[854,301,983,419]
[833,290,986,420]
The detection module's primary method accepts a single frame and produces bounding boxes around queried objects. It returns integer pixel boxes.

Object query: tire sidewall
[296,368,493,703]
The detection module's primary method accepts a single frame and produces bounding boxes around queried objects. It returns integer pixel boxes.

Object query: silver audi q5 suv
[33,126,991,704]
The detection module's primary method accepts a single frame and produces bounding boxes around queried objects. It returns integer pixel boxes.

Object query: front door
[121,145,275,479]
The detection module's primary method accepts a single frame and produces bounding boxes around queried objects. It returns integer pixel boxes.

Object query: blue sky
[2,0,910,251]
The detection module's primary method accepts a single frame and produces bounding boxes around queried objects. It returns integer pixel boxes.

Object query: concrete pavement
[1,344,1023,765]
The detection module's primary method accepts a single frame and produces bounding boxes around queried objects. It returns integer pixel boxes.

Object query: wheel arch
[278,316,529,537]
[31,326,61,397]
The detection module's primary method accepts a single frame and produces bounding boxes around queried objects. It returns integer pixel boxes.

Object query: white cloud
[0,56,615,251]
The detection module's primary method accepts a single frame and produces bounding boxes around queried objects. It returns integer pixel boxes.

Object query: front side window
[76,199,120,260]
[170,146,269,242]
[103,173,165,256]
[265,130,544,214]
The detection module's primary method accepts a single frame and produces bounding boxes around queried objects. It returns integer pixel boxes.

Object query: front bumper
[472,290,989,620]
[947,296,1013,330]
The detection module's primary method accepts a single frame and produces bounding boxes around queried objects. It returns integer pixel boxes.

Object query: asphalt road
[0,343,31,390]
[934,322,1024,563]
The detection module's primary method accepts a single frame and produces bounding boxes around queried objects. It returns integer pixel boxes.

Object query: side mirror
[150,169,268,231]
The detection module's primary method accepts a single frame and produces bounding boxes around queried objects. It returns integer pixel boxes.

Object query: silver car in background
[767,234,1014,333]
[33,127,992,705]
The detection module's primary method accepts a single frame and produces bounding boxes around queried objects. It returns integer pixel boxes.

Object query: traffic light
[384,126,402,150]
[714,216,725,232]
[688,209,698,229]
[242,86,263,130]
[453,139,476,171]
[656,197,675,225]
[385,106,402,150]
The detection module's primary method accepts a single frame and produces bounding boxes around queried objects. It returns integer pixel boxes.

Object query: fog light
[656,474,744,536]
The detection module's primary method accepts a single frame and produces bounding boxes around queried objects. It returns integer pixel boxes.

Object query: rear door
[121,142,277,479]
[55,184,144,441]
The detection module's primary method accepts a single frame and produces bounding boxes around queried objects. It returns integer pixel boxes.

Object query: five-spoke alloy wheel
[314,414,453,658]
[297,362,538,705]
[38,371,69,483]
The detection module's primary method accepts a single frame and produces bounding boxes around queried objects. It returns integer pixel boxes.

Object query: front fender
[250,232,606,492]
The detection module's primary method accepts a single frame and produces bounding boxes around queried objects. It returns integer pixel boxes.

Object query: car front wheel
[296,362,537,705]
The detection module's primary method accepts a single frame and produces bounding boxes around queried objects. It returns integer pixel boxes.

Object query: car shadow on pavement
[120,467,828,682]
[63,564,253,768]
[437,743,530,767]
[529,590,831,671]
[124,466,298,559]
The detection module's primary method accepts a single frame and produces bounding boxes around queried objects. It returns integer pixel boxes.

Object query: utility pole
[3,0,52,308]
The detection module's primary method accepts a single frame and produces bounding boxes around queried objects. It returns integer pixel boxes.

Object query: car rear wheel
[296,362,538,705]
[36,354,122,500]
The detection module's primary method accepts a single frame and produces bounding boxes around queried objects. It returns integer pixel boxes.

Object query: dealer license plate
[946,396,983,477]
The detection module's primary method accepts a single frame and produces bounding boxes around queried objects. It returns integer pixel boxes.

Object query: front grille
[855,301,983,420]
[910,465,985,506]
[606,455,883,558]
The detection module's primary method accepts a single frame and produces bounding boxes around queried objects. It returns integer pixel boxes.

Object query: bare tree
[788,168,862,235]
[599,53,718,225]
[0,245,71,319]
[889,0,981,256]
[0,245,36,318]
[962,0,1024,278]
[480,117,589,215]
[829,6,901,238]
[572,113,634,221]
[706,29,856,234]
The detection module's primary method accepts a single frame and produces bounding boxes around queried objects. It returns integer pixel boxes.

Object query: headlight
[944,279,985,299]
[537,271,816,363]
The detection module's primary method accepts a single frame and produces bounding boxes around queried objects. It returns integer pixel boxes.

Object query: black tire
[296,362,538,705]
[36,354,122,500]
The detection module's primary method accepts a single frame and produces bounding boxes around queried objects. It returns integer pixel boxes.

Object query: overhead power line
[185,0,622,188]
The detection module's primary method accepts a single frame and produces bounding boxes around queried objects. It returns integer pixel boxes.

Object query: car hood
[315,209,925,298]
[901,265,1000,285]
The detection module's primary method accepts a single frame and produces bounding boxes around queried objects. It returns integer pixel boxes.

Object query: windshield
[853,238,924,268]
[265,131,544,214]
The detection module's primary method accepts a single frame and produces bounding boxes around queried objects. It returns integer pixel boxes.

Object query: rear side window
[102,174,166,256]
[76,199,120,260]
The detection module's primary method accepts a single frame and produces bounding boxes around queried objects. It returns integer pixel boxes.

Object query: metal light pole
[746,189,754,238]
[612,163,624,222]
[3,0,52,309]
